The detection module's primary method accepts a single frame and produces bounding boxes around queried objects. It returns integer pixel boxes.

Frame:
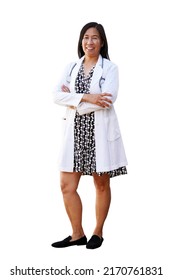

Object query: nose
[87,37,94,44]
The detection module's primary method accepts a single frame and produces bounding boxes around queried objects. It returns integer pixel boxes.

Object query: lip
[86,47,94,50]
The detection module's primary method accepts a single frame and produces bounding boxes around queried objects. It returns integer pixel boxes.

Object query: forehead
[84,27,100,37]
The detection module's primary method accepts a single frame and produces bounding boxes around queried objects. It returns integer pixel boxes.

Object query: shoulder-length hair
[77,22,110,60]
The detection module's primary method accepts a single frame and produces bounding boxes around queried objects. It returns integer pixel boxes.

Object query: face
[82,27,103,58]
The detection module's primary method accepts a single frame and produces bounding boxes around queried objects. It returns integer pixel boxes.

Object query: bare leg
[92,173,111,237]
[60,171,85,240]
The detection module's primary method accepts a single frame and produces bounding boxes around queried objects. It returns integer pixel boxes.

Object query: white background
[0,0,173,279]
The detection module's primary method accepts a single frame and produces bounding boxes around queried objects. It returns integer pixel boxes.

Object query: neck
[83,55,99,66]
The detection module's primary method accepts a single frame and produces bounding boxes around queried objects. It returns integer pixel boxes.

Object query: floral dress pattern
[73,63,127,178]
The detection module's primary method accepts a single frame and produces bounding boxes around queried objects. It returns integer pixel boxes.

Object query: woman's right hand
[61,84,70,92]
[82,93,112,108]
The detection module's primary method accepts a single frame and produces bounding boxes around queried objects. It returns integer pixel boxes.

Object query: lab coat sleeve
[101,64,119,103]
[53,63,84,108]
[53,92,84,108]
[77,64,119,115]
[77,102,103,115]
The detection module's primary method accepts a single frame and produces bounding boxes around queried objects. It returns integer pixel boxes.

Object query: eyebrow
[83,34,99,37]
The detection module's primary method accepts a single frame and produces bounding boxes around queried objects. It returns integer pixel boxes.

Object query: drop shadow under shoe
[86,235,104,249]
[51,235,87,248]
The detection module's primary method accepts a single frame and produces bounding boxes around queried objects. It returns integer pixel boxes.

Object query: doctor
[52,22,128,249]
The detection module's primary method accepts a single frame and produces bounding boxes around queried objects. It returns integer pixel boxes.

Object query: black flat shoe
[51,235,87,248]
[86,235,104,249]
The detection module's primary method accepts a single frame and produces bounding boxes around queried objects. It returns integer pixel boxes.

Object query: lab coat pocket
[61,117,67,136]
[106,115,121,141]
[107,128,121,141]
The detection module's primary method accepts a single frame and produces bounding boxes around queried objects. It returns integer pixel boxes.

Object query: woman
[52,22,128,249]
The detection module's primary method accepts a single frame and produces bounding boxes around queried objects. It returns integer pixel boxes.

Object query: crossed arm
[61,84,112,109]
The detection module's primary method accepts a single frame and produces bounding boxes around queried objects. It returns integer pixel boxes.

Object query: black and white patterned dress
[73,63,127,178]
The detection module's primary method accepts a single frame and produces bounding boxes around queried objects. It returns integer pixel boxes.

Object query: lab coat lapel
[90,55,103,93]
[70,55,103,93]
[70,57,84,92]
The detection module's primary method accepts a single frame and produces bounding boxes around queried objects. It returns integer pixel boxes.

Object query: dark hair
[77,22,110,60]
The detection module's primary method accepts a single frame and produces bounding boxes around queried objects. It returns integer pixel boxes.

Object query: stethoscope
[66,57,105,89]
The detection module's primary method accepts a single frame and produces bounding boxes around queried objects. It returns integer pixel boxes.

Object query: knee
[60,180,76,196]
[93,175,110,192]
[94,181,110,192]
[60,180,69,195]
[95,183,107,192]
[60,172,81,196]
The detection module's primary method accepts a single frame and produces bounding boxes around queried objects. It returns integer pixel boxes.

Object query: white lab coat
[53,55,128,172]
